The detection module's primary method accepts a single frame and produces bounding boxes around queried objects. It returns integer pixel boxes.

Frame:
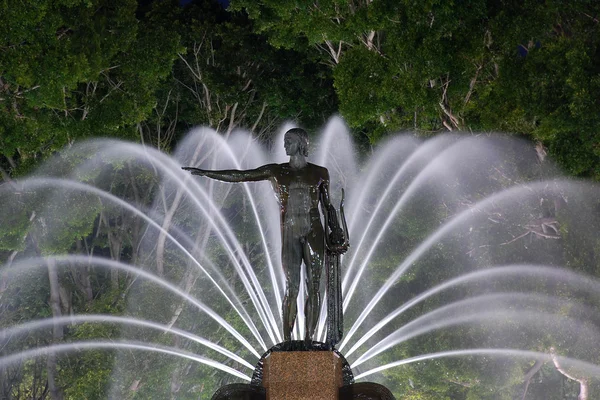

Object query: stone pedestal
[262,351,343,400]
[211,341,395,400]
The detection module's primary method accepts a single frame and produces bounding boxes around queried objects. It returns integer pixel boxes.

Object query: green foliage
[0,207,31,251]
[233,0,600,177]
[152,0,337,142]
[0,0,181,175]
[36,192,101,255]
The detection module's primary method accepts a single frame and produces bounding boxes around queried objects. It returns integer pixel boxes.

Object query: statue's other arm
[182,164,275,183]
[320,169,348,253]
[319,169,335,215]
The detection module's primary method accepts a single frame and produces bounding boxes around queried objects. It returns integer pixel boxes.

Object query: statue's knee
[307,279,320,294]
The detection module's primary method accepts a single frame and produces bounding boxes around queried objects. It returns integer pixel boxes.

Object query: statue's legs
[281,235,303,342]
[303,225,325,342]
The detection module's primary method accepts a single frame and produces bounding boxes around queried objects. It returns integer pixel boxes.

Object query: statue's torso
[271,163,327,235]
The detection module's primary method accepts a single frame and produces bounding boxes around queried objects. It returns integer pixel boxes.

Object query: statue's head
[284,128,309,157]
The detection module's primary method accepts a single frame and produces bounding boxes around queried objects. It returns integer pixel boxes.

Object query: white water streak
[19,177,268,351]
[351,292,594,367]
[0,341,250,381]
[340,180,575,351]
[354,348,600,381]
[182,133,283,333]
[0,315,254,369]
[100,142,281,344]
[346,264,600,357]
[3,256,261,359]
[343,136,464,314]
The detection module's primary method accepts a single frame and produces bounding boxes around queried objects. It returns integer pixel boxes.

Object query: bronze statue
[183,128,348,344]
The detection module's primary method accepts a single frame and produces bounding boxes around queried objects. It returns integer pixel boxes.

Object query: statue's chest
[274,169,322,203]
[279,173,321,188]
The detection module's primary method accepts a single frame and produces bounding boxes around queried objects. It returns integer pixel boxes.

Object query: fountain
[1,117,600,399]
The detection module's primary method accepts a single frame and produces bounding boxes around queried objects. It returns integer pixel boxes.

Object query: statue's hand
[328,227,348,254]
[182,167,206,176]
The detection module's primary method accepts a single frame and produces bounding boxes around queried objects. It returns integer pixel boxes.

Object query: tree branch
[226,102,238,136]
[550,347,588,400]
[520,359,544,400]
[464,64,482,106]
[251,101,267,133]
[323,38,343,64]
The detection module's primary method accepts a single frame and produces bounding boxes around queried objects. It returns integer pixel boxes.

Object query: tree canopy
[231,0,600,178]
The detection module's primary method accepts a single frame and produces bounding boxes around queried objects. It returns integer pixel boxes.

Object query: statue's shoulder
[257,163,279,172]
[306,163,330,179]
[307,162,328,172]
[270,163,291,176]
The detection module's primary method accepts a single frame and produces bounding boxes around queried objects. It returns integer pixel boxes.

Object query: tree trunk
[102,212,122,285]
[79,265,94,304]
[46,259,64,400]
[127,164,148,271]
[166,269,199,329]
[0,251,17,294]
[550,347,588,400]
[156,139,206,277]
[72,241,94,304]
[156,187,185,277]
[1,212,36,294]
[520,359,544,400]
[170,336,184,399]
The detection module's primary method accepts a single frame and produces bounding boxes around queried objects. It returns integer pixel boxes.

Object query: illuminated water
[1,118,600,397]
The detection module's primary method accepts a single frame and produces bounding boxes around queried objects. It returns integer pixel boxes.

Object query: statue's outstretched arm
[182,164,275,183]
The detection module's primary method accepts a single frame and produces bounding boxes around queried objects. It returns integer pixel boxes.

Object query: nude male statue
[183,128,346,343]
